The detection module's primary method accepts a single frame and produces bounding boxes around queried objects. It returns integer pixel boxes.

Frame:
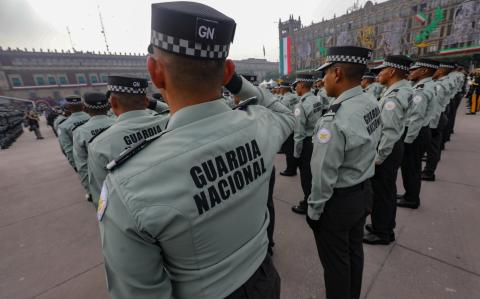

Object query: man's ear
[335,67,342,83]
[143,96,149,108]
[147,55,166,89]
[223,59,236,85]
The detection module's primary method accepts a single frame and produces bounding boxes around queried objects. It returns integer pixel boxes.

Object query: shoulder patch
[294,108,301,117]
[317,128,332,143]
[415,83,425,90]
[88,126,112,144]
[384,101,396,111]
[106,130,170,171]
[412,95,423,104]
[233,96,258,110]
[58,118,68,126]
[97,183,108,221]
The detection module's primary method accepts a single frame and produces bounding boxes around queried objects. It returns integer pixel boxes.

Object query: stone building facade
[279,0,480,73]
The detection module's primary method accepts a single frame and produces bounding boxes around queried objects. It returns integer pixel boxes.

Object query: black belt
[333,180,369,196]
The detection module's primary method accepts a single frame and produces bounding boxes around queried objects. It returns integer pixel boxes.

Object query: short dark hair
[158,48,225,93]
[299,81,313,89]
[334,63,367,81]
[112,92,147,110]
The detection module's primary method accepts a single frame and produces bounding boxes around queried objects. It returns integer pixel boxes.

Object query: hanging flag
[279,36,292,75]
[414,11,427,24]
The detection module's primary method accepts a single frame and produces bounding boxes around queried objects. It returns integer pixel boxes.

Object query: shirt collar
[90,115,110,121]
[415,77,432,86]
[300,91,314,101]
[383,79,409,96]
[332,86,364,105]
[166,99,231,130]
[116,109,151,122]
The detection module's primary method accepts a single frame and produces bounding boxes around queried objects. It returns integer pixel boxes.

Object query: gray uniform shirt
[279,92,298,112]
[293,91,323,158]
[53,115,67,132]
[98,78,294,299]
[58,112,90,169]
[376,80,412,163]
[73,115,115,195]
[430,76,453,128]
[308,86,381,220]
[404,78,434,143]
[365,82,385,99]
[87,110,170,204]
[317,88,332,111]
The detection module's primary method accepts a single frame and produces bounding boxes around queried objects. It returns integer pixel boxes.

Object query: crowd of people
[0,104,24,149]
[47,2,476,299]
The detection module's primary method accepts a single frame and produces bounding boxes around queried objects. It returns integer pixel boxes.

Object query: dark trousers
[298,137,313,206]
[371,140,404,239]
[401,126,430,205]
[267,168,276,250]
[424,126,443,176]
[225,255,281,299]
[446,93,463,136]
[311,181,372,299]
[49,125,58,137]
[281,134,299,173]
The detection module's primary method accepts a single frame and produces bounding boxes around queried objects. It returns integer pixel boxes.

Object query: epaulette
[88,126,112,144]
[322,103,342,120]
[106,130,169,171]
[71,120,89,132]
[233,97,258,110]
[415,83,425,89]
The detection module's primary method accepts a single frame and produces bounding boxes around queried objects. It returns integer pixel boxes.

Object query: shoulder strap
[106,130,170,171]
[71,119,89,132]
[233,97,258,110]
[88,126,112,144]
[58,118,67,126]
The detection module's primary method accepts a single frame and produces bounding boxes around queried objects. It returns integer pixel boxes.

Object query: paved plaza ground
[1,105,479,299]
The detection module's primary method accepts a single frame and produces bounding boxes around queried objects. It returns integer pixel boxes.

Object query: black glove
[225,73,243,94]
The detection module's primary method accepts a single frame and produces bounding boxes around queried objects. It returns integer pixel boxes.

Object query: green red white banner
[279,36,292,75]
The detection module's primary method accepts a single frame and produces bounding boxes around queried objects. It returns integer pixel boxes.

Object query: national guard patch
[294,108,301,117]
[384,101,396,111]
[317,128,331,143]
[97,183,108,221]
[412,95,423,104]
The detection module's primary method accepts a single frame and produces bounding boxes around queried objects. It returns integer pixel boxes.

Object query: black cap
[83,92,110,109]
[107,76,148,95]
[374,55,413,71]
[279,82,292,88]
[316,46,373,71]
[65,95,82,103]
[292,73,315,86]
[241,74,257,83]
[410,58,439,70]
[149,1,236,60]
[362,71,376,79]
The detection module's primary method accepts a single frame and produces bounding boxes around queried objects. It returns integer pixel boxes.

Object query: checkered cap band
[83,102,110,109]
[295,78,316,83]
[107,85,147,94]
[411,62,438,69]
[151,29,230,59]
[326,55,368,65]
[439,63,454,69]
[382,61,410,71]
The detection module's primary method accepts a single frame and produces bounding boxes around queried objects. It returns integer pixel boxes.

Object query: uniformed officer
[397,58,439,209]
[72,92,115,204]
[57,95,90,170]
[363,55,413,245]
[278,81,299,176]
[87,75,170,205]
[443,63,466,144]
[308,46,381,299]
[362,71,385,100]
[422,62,455,181]
[147,95,170,114]
[98,2,294,298]
[315,76,332,113]
[53,106,70,134]
[291,73,323,214]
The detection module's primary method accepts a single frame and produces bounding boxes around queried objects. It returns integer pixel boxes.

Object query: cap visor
[316,62,333,71]
[147,44,154,54]
[409,65,421,70]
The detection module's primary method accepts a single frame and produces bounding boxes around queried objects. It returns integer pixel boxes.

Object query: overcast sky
[0,0,385,61]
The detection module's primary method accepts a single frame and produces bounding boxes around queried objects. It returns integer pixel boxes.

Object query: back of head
[107,75,149,113]
[64,95,83,112]
[83,91,111,115]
